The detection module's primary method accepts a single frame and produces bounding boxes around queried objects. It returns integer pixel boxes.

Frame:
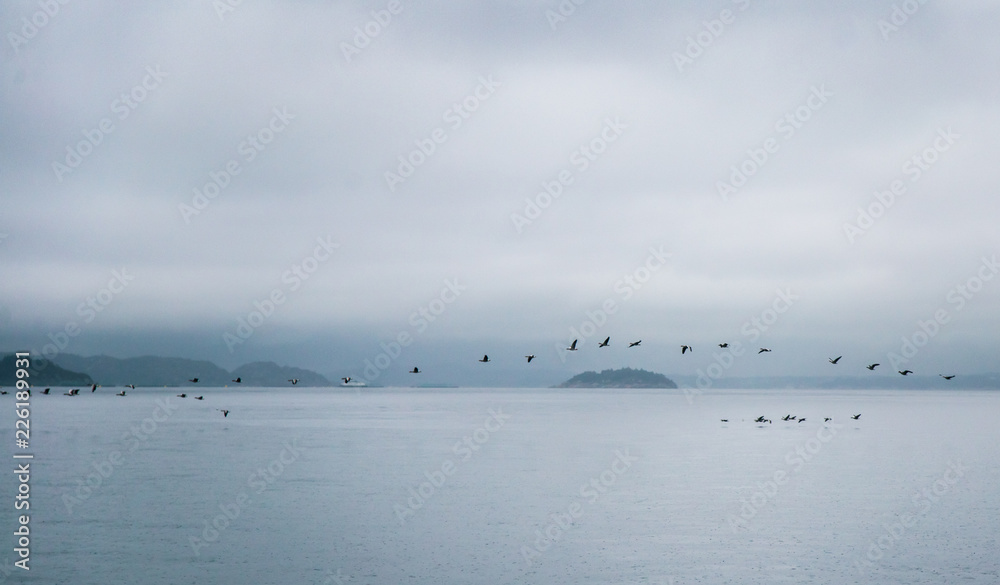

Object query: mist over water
[5,387,998,584]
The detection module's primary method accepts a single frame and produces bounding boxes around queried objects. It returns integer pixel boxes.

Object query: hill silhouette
[556,367,677,388]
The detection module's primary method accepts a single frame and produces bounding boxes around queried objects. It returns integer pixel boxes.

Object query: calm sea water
[2,387,998,584]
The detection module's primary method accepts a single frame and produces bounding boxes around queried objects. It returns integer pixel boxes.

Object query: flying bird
[798,418,807,423]
[898,370,913,376]
[598,337,610,347]
[681,345,692,354]
[232,377,242,383]
[720,419,729,423]
[758,348,771,354]
[288,379,299,385]
[341,377,352,384]
[41,388,50,395]
[628,340,641,348]
[940,374,955,380]
[851,414,861,420]
[525,355,535,363]
[91,383,98,392]
[194,396,204,400]
[124,384,135,389]
[410,367,420,374]
[479,355,490,363]
[117,390,126,396]
[718,343,729,348]
[219,409,229,417]
[177,393,187,398]
[866,363,879,371]
[566,340,578,351]
[782,414,795,421]
[829,356,842,364]
[754,416,767,423]
[188,378,199,383]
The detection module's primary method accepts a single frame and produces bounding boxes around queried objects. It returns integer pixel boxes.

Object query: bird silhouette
[720,419,729,423]
[598,337,610,347]
[41,388,50,395]
[232,377,242,383]
[628,340,641,348]
[851,414,861,420]
[177,393,187,398]
[91,383,98,392]
[681,345,692,354]
[940,374,955,380]
[829,356,842,364]
[866,363,879,371]
[718,343,729,348]
[525,355,535,363]
[341,377,352,384]
[124,384,135,389]
[566,340,578,351]
[758,348,771,354]
[479,355,490,363]
[194,396,204,400]
[117,390,126,396]
[410,367,420,374]
[798,418,807,423]
[219,409,229,417]
[288,379,299,385]
[188,378,199,383]
[898,370,913,376]
[824,417,832,422]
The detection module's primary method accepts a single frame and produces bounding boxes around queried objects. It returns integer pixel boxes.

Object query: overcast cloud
[2,0,998,386]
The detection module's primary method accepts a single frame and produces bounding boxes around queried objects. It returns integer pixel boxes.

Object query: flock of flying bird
[375,337,958,380]
[8,339,956,419]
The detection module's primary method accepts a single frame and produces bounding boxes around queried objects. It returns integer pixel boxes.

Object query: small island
[555,367,677,389]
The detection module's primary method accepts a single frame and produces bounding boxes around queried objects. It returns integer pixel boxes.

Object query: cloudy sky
[2,1,998,386]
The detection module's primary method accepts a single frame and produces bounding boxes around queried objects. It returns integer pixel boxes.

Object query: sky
[1,0,998,386]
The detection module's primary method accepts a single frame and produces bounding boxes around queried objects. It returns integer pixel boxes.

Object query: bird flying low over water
[758,348,771,354]
[718,343,729,348]
[798,418,807,423]
[288,379,299,385]
[117,390,126,396]
[525,355,535,363]
[232,377,241,383]
[866,363,879,371]
[755,416,767,423]
[91,383,98,392]
[42,388,50,394]
[628,340,641,348]
[125,384,135,389]
[566,340,578,351]
[219,409,229,417]
[829,356,842,364]
[940,374,955,380]
[177,393,187,398]
[194,396,204,400]
[782,414,795,421]
[720,419,729,423]
[341,377,351,384]
[824,417,832,422]
[598,337,610,347]
[851,414,861,420]
[65,389,80,396]
[410,367,420,374]
[188,378,199,383]
[479,355,490,363]
[681,345,692,354]
[898,370,913,376]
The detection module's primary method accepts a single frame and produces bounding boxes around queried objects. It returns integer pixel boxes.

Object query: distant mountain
[556,367,677,389]
[230,361,331,387]
[50,354,330,387]
[1,354,94,387]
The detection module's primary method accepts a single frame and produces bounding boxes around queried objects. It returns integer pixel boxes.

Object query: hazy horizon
[3,1,998,387]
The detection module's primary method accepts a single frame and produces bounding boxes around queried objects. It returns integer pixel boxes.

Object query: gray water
[3,387,998,584]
